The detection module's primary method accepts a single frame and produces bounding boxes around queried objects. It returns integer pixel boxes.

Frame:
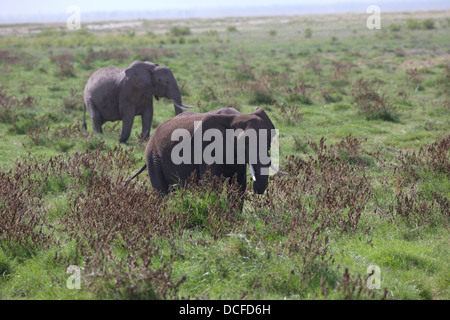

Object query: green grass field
[0,10,449,300]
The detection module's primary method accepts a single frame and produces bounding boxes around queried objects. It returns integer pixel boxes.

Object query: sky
[1,0,449,23]
[2,0,328,15]
[1,0,443,15]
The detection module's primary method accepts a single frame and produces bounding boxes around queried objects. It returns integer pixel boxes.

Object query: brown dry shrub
[304,56,322,75]
[332,61,356,80]
[50,52,75,77]
[60,170,185,298]
[282,137,374,233]
[387,187,446,233]
[371,135,450,234]
[0,49,21,64]
[397,135,450,176]
[134,48,175,61]
[1,145,248,298]
[55,150,244,297]
[285,80,314,105]
[0,160,53,248]
[1,147,188,298]
[246,76,275,105]
[0,173,51,248]
[63,88,83,112]
[387,136,450,232]
[324,268,388,300]
[52,123,92,141]
[83,48,129,66]
[0,87,38,123]
[3,133,445,298]
[174,170,244,239]
[274,102,303,123]
[405,68,424,87]
[26,120,50,146]
[0,88,19,122]
[248,136,374,293]
[234,63,255,82]
[392,135,449,193]
[352,78,398,122]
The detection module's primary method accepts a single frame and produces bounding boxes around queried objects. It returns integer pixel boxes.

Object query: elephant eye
[158,78,169,86]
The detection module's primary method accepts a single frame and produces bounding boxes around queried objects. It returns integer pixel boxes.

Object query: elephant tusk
[173,100,195,110]
[178,105,195,110]
[271,163,289,175]
[249,164,256,181]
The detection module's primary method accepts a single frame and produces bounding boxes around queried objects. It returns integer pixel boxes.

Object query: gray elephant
[83,60,193,143]
[128,107,287,195]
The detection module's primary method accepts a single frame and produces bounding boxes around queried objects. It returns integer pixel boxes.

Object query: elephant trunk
[251,163,270,195]
[249,159,288,194]
[169,88,194,115]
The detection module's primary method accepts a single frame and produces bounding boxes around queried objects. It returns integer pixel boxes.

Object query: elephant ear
[124,61,157,92]
[250,108,275,131]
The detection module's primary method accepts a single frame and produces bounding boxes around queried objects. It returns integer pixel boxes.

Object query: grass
[0,10,449,300]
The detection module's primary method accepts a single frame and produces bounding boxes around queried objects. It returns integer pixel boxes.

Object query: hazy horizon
[1,0,449,24]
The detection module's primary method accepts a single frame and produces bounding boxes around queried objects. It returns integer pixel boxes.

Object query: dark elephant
[83,60,193,143]
[128,107,287,195]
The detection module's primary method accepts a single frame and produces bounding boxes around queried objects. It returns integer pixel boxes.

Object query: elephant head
[196,107,287,194]
[233,108,287,194]
[124,61,193,114]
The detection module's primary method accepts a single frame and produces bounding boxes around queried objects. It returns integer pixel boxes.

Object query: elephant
[128,107,287,196]
[83,60,193,143]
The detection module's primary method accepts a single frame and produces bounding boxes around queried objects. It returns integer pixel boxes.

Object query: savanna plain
[0,10,449,300]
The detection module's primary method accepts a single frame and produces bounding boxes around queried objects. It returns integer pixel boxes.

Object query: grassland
[0,10,449,300]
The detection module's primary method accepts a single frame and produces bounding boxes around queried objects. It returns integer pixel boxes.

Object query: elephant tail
[126,164,147,184]
[82,102,87,131]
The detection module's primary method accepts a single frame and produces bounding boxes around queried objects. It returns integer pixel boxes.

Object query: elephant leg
[141,106,153,139]
[86,100,104,134]
[225,165,247,212]
[221,165,246,192]
[148,160,169,194]
[119,111,135,143]
[202,164,222,193]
